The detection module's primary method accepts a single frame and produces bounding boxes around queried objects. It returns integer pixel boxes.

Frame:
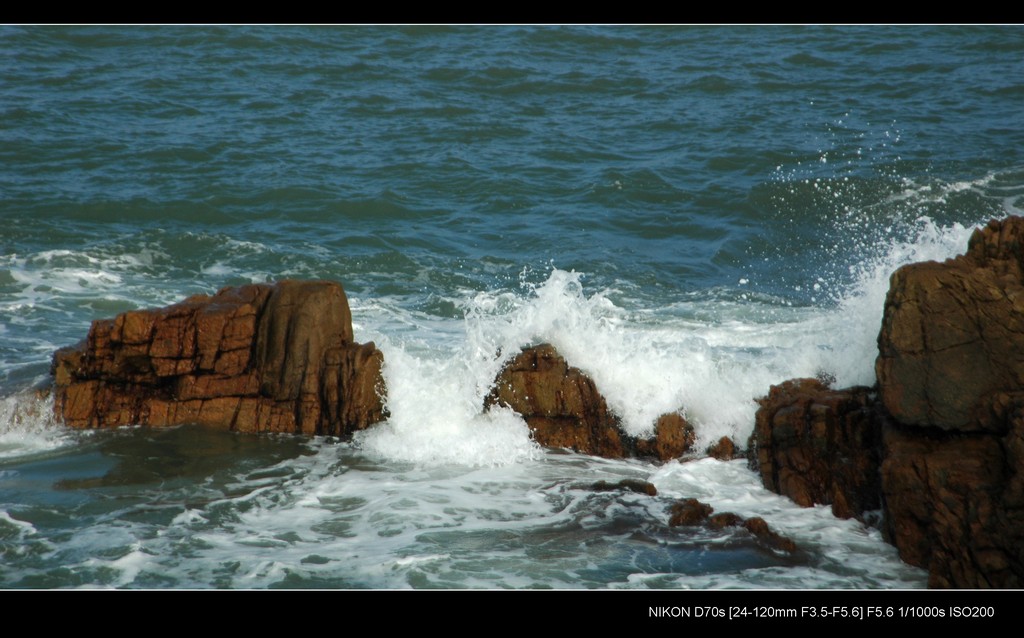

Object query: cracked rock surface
[51,280,386,436]
[877,216,1024,431]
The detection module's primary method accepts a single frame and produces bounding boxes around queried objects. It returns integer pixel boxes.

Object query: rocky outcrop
[748,378,882,520]
[877,216,1024,431]
[881,411,1024,588]
[51,280,386,436]
[874,217,1024,587]
[752,217,1024,587]
[484,343,695,460]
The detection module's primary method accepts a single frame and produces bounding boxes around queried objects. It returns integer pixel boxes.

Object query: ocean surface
[2,25,1023,589]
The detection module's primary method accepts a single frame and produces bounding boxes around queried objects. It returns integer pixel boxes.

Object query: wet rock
[484,343,624,457]
[484,344,695,460]
[706,436,738,460]
[668,498,714,526]
[636,412,697,460]
[870,216,1024,587]
[590,479,658,496]
[668,499,797,553]
[52,280,386,436]
[743,517,798,554]
[707,512,744,529]
[750,217,1024,586]
[749,378,883,519]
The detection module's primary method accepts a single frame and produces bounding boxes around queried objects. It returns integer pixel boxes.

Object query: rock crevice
[52,280,386,436]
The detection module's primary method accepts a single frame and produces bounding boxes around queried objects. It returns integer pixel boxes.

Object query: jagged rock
[483,344,695,460]
[484,343,624,456]
[877,216,1024,431]
[51,280,386,436]
[749,217,1024,587]
[871,216,1024,587]
[749,378,882,519]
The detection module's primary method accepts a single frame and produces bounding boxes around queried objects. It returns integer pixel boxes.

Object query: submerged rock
[668,498,797,554]
[668,498,714,526]
[51,280,386,436]
[742,517,798,554]
[589,479,658,496]
[483,343,695,460]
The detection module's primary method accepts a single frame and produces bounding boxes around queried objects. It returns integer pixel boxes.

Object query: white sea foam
[354,338,541,467]
[0,392,74,460]
[353,211,980,464]
[820,216,977,387]
[46,446,923,589]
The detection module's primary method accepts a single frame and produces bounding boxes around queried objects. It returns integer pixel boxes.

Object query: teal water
[1,25,1022,588]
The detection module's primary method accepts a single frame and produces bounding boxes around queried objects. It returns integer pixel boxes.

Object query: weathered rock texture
[752,217,1024,587]
[52,280,386,436]
[748,378,882,520]
[484,343,694,461]
[877,216,1024,431]
[875,217,1024,586]
[881,411,1024,588]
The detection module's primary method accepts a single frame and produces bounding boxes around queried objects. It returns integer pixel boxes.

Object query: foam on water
[351,207,984,465]
[821,215,977,387]
[354,340,541,466]
[0,392,74,460]
[1,430,922,589]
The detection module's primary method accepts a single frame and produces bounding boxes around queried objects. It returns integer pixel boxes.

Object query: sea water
[1,25,1023,588]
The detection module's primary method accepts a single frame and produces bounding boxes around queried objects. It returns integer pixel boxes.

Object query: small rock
[668,498,714,526]
[589,479,658,496]
[706,436,737,460]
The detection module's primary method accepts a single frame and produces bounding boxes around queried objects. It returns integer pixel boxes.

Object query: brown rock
[51,280,386,436]
[743,517,798,554]
[706,436,737,460]
[877,216,1024,431]
[668,498,714,526]
[484,343,624,457]
[868,216,1024,587]
[749,378,882,520]
[707,512,744,529]
[484,344,695,460]
[590,479,658,496]
[635,412,696,460]
[881,406,1024,588]
[667,500,798,553]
